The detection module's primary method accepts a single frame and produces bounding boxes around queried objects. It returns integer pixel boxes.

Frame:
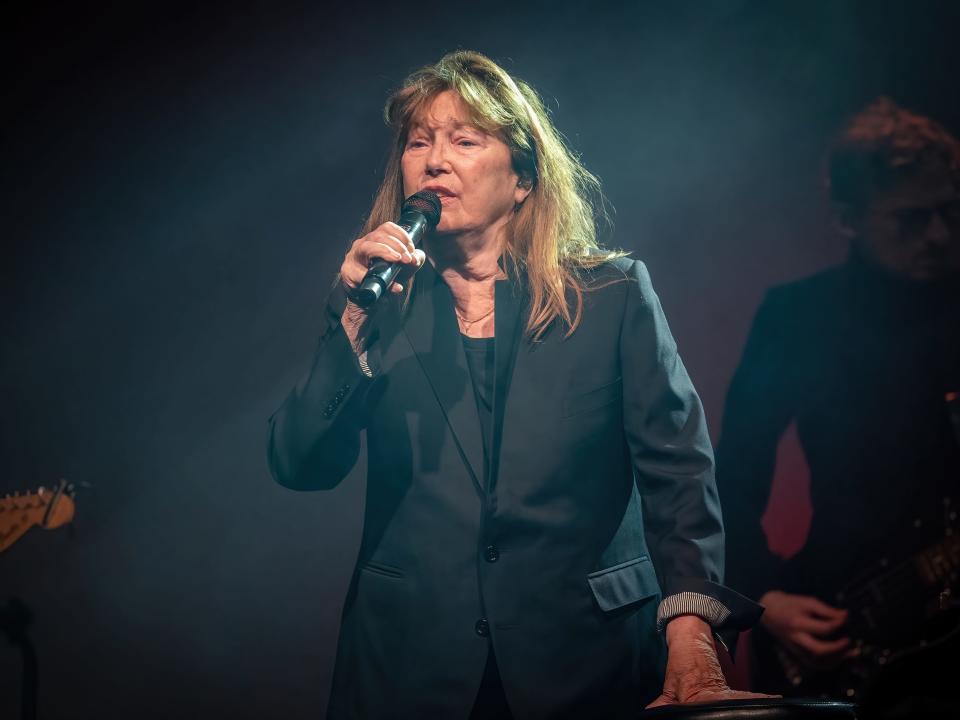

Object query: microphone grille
[403,190,442,228]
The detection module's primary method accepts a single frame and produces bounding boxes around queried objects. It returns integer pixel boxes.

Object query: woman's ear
[514,176,534,205]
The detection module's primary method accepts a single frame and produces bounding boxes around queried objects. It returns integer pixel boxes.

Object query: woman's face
[401,90,531,241]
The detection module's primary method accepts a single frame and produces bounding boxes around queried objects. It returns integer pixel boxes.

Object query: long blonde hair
[363,50,625,339]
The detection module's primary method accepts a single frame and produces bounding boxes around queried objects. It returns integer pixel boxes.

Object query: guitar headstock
[0,480,76,553]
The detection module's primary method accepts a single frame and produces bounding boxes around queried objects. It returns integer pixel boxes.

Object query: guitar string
[843,574,928,611]
[842,562,920,599]
[842,558,955,607]
[837,567,953,634]
[840,543,958,606]
[845,583,942,630]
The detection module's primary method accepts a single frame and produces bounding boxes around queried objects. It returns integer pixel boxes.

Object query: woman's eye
[457,139,478,147]
[407,139,428,149]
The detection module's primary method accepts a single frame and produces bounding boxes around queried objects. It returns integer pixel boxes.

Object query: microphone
[352,190,442,308]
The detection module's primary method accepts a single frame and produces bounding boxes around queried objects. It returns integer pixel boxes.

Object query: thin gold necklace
[455,305,495,327]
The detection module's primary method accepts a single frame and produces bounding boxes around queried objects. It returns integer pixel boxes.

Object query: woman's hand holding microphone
[338,222,426,352]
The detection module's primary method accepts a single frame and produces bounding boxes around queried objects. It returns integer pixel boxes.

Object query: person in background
[718,97,960,715]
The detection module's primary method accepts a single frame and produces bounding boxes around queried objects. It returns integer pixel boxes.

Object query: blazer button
[484,545,499,563]
[474,618,490,637]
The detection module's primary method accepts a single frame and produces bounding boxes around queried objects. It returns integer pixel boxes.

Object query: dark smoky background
[2,2,958,717]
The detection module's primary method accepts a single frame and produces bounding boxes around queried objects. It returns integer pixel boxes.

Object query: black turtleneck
[719,253,960,601]
[461,333,496,483]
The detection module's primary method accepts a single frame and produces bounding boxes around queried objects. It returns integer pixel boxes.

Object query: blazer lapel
[490,272,527,491]
[402,262,485,494]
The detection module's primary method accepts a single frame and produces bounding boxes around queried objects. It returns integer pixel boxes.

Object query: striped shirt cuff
[656,591,732,632]
[356,351,374,378]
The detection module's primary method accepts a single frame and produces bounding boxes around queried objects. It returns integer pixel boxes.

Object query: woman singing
[268,50,762,719]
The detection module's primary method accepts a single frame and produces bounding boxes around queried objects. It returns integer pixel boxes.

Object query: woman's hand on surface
[646,615,778,708]
[759,590,851,670]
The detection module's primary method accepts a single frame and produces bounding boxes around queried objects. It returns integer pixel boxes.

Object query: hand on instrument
[759,590,851,669]
[647,616,778,708]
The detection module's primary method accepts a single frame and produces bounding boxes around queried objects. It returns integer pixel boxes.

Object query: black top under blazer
[268,256,758,720]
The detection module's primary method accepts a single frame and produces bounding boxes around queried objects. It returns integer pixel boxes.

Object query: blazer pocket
[359,560,406,579]
[586,555,660,612]
[561,377,622,419]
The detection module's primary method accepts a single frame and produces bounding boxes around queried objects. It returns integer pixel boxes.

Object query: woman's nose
[426,140,451,175]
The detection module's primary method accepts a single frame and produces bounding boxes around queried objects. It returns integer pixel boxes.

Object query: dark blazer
[269,257,755,720]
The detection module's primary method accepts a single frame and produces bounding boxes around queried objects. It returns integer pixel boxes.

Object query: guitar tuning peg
[38,486,46,495]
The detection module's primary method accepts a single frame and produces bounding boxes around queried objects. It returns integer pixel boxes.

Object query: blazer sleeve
[620,259,760,634]
[266,283,378,491]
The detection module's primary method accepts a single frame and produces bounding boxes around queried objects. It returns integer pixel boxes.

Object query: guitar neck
[0,522,36,553]
[839,533,960,634]
[0,483,75,553]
